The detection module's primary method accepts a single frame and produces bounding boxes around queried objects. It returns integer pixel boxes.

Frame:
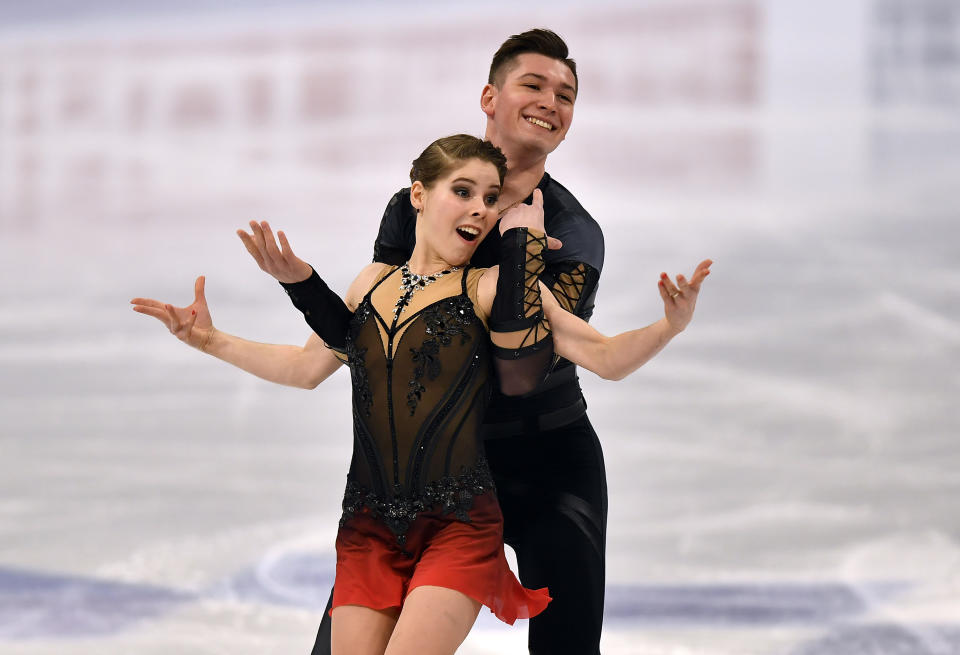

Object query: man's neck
[490,137,549,212]
[500,163,546,212]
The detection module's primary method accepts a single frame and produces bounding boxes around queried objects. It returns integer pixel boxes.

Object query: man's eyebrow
[518,72,577,96]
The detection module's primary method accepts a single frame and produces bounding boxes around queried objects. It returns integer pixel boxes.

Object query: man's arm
[541,210,604,322]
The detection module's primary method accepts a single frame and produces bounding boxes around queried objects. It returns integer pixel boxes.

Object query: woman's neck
[407,245,463,275]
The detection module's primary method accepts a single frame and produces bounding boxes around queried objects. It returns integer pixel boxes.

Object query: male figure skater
[312,28,607,655]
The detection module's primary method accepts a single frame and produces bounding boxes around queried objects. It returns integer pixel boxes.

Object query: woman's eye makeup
[485,194,499,206]
[453,186,470,198]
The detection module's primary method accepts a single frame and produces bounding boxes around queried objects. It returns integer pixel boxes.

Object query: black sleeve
[540,210,604,322]
[371,188,417,265]
[279,268,353,352]
[489,228,554,396]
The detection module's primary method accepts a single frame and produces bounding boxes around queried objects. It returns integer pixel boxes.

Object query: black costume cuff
[490,227,547,333]
[279,268,352,351]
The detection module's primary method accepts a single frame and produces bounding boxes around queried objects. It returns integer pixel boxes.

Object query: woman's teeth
[457,226,480,242]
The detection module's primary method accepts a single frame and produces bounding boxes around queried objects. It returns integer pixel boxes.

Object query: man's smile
[524,115,555,131]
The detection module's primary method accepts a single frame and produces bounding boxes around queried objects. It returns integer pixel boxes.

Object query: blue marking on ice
[791,623,960,655]
[603,581,907,625]
[0,554,914,641]
[217,551,335,609]
[0,566,195,639]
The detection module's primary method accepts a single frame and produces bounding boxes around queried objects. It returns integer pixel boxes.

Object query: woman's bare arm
[131,225,387,389]
[517,259,713,380]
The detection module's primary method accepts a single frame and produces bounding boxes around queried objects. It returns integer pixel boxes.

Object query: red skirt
[332,491,550,624]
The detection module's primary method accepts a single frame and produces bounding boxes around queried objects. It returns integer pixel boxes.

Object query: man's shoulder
[537,173,604,271]
[383,187,413,219]
[540,173,598,229]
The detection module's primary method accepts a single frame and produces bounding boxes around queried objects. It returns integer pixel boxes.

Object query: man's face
[482,53,577,158]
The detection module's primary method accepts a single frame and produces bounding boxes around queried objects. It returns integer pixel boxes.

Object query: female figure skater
[131,135,711,655]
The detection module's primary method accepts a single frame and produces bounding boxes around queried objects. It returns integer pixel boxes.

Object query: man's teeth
[525,117,553,130]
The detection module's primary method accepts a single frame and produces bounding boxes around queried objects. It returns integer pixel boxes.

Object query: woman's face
[412,158,501,266]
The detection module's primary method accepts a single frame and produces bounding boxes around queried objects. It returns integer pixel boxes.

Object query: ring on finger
[670,291,680,298]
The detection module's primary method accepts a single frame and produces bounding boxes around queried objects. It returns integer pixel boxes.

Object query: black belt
[480,395,587,439]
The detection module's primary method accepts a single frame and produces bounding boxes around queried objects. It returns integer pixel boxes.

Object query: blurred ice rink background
[1,1,958,653]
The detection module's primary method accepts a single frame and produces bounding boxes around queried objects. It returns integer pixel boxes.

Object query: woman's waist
[341,458,495,543]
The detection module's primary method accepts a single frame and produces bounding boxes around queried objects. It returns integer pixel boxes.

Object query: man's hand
[237,220,313,283]
[498,189,562,250]
[659,259,713,333]
[131,275,215,351]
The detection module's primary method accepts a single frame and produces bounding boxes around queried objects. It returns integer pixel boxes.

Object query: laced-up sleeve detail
[279,268,353,353]
[489,227,554,395]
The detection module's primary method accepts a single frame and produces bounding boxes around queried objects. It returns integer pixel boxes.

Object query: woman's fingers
[277,230,296,260]
[531,188,544,209]
[130,297,164,309]
[237,229,267,269]
[260,221,283,262]
[132,304,170,324]
[249,220,269,255]
[660,272,681,300]
[164,304,182,332]
[546,236,563,250]
[689,259,712,289]
[193,276,206,305]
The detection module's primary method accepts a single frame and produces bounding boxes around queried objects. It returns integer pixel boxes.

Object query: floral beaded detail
[340,458,496,545]
[347,344,373,417]
[406,296,475,415]
[346,300,374,417]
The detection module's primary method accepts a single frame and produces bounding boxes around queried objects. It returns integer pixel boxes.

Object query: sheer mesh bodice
[340,265,495,544]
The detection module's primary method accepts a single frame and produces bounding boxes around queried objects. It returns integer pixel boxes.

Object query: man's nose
[539,92,557,112]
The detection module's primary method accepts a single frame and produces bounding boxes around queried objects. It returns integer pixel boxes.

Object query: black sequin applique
[346,301,374,417]
[339,458,495,545]
[406,297,475,415]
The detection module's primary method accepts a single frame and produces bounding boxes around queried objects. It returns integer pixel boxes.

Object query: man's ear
[480,83,497,118]
[410,181,425,214]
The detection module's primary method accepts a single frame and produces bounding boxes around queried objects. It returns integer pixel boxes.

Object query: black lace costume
[280,226,552,549]
[338,266,496,545]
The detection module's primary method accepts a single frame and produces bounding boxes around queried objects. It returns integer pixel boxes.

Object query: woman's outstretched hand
[659,259,713,333]
[498,189,563,250]
[237,220,313,284]
[131,275,215,350]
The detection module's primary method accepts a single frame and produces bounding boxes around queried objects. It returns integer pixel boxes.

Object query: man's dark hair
[488,28,577,92]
